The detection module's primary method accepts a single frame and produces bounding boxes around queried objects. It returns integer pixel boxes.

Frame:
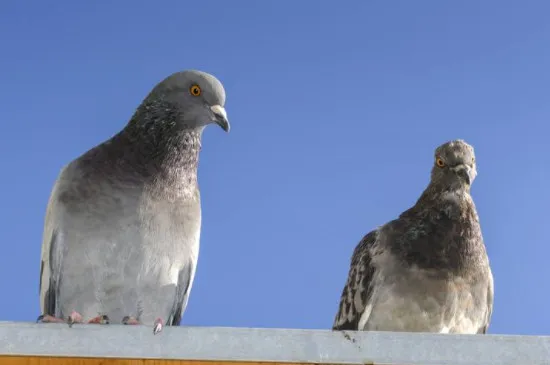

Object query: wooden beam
[1,358,298,365]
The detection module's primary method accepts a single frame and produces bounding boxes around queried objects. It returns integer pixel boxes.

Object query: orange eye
[189,85,201,96]
[436,157,445,168]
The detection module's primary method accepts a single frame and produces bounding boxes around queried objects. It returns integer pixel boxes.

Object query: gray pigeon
[38,70,230,334]
[332,140,493,334]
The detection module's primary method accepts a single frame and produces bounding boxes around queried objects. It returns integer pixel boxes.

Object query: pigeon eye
[189,85,201,96]
[436,157,445,168]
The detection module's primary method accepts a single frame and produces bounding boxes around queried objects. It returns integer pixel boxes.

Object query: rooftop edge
[0,322,549,365]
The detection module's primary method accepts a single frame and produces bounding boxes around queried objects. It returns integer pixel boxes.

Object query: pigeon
[37,70,230,334]
[332,139,493,334]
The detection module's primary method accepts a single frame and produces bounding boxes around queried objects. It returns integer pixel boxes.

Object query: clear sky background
[0,1,548,335]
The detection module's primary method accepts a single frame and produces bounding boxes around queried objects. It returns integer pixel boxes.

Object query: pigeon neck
[398,183,484,275]
[415,182,471,207]
[119,104,203,181]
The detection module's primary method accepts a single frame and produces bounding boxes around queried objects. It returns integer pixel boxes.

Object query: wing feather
[332,230,380,330]
[39,167,68,317]
[478,269,494,334]
[166,262,196,326]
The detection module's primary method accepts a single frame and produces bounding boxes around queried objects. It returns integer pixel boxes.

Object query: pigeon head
[147,70,230,132]
[430,139,477,189]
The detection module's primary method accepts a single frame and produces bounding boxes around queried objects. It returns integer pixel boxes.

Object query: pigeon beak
[210,105,230,132]
[453,164,476,185]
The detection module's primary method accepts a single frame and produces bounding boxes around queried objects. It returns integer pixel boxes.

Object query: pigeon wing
[332,230,380,330]
[39,167,69,317]
[478,269,494,334]
[166,262,197,326]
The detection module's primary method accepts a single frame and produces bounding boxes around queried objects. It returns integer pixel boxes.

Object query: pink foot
[37,314,65,323]
[67,311,83,327]
[122,316,140,325]
[87,315,110,324]
[153,318,163,335]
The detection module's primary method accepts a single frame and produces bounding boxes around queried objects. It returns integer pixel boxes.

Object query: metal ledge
[0,322,549,365]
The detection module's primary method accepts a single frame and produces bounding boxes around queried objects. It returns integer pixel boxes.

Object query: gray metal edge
[0,322,549,365]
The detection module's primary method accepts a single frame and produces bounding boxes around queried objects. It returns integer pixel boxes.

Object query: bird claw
[36,314,65,323]
[88,315,110,324]
[67,311,83,328]
[39,312,109,326]
[121,315,162,334]
[122,316,140,325]
[153,318,163,335]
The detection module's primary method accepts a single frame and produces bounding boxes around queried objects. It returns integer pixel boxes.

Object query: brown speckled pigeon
[333,139,493,334]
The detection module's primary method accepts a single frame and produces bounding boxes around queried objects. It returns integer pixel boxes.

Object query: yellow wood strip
[0,357,302,365]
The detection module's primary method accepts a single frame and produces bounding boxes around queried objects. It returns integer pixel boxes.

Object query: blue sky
[0,1,549,336]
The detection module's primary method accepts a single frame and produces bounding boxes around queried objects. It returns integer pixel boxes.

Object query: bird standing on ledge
[38,70,230,334]
[333,139,493,334]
